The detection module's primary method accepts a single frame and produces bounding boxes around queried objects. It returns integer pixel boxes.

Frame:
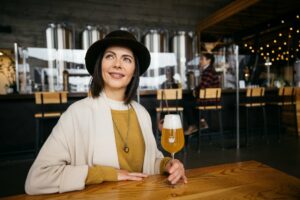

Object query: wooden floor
[2,161,300,200]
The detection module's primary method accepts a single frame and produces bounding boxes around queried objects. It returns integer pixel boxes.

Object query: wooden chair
[240,87,267,146]
[34,91,68,154]
[156,88,183,141]
[189,88,223,152]
[269,87,297,140]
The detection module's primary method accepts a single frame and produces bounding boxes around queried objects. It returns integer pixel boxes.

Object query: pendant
[124,146,129,153]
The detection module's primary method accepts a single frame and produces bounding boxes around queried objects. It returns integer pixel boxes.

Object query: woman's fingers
[128,172,148,178]
[118,170,148,181]
[166,159,187,184]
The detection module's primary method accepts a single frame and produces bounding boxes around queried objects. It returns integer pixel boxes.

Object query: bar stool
[240,87,267,146]
[187,88,223,152]
[156,88,183,141]
[34,91,68,154]
[269,87,297,140]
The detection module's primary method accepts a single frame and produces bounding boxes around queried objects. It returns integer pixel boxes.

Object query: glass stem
[171,153,175,161]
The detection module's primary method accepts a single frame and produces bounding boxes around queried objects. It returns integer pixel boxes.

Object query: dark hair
[89,49,140,105]
[202,53,215,66]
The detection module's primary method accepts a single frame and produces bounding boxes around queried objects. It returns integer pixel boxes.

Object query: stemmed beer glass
[161,114,185,160]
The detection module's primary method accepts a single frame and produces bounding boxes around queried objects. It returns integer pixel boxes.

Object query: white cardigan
[25,96,164,195]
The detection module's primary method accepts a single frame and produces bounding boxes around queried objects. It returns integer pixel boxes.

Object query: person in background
[185,53,220,135]
[160,66,179,89]
[25,30,187,195]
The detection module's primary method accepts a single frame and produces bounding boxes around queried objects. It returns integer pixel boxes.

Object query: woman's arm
[25,109,88,195]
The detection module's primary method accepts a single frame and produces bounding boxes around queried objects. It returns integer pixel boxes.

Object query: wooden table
[2,161,300,200]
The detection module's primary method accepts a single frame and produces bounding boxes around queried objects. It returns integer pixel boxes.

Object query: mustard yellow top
[86,108,170,185]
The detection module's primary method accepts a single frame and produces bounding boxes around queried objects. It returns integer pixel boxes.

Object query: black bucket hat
[85,30,151,76]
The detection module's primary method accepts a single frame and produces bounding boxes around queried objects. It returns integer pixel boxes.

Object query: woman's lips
[109,72,125,79]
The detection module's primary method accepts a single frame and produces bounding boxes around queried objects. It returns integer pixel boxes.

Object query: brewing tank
[82,26,106,50]
[170,31,194,89]
[142,30,168,89]
[46,23,73,91]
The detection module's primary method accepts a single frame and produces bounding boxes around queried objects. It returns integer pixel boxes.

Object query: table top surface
[2,160,300,200]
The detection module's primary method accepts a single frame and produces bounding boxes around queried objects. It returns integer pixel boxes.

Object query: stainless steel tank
[142,29,168,89]
[82,25,106,50]
[46,23,73,91]
[170,31,194,89]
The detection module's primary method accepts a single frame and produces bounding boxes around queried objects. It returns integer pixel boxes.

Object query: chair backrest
[246,87,265,97]
[35,92,68,104]
[199,88,221,100]
[156,88,182,114]
[278,87,294,96]
[278,87,295,104]
[157,88,182,100]
[245,87,265,107]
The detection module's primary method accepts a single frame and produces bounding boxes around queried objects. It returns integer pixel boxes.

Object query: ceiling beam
[196,0,260,33]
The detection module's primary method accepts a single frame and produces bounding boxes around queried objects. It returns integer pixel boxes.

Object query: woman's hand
[117,169,148,181]
[165,159,188,184]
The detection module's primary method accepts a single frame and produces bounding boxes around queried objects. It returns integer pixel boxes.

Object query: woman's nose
[113,58,122,68]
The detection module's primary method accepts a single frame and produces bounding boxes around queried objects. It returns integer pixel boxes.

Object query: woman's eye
[124,57,132,63]
[105,54,114,59]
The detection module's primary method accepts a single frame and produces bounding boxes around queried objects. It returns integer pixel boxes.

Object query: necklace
[111,104,131,153]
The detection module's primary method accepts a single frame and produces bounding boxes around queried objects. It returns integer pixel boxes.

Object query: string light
[296,49,299,52]
[261,52,264,56]
[291,55,294,58]
[290,27,293,31]
[244,43,248,47]
[249,46,253,49]
[278,46,282,50]
[284,42,287,45]
[297,30,299,33]
[281,20,285,23]
[271,58,275,62]
[279,33,282,37]
[289,34,292,38]
[274,39,277,43]
[266,52,270,56]
[272,50,275,54]
[297,15,299,19]
[260,47,263,50]
[266,44,269,48]
[251,49,255,53]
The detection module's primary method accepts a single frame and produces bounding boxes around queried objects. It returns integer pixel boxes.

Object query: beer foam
[163,114,182,129]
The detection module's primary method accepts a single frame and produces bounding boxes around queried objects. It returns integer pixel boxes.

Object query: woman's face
[101,46,136,92]
[199,56,210,68]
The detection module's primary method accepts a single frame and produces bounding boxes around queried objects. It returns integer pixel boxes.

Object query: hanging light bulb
[281,20,285,24]
[274,39,277,43]
[291,55,294,58]
[278,46,282,50]
[260,47,263,50]
[297,15,299,19]
[276,57,279,61]
[251,49,255,53]
[296,48,299,52]
[266,44,270,48]
[271,58,275,62]
[266,52,270,56]
[261,52,264,56]
[286,57,289,61]
[279,33,283,37]
[286,51,289,54]
[297,30,299,33]
[244,43,248,47]
[272,50,275,54]
[290,27,293,31]
[289,34,292,38]
[284,42,287,45]
[249,46,253,49]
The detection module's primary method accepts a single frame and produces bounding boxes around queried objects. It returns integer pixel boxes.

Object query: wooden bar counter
[2,161,300,200]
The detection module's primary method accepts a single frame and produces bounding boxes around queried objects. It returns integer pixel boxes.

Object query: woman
[25,30,187,195]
